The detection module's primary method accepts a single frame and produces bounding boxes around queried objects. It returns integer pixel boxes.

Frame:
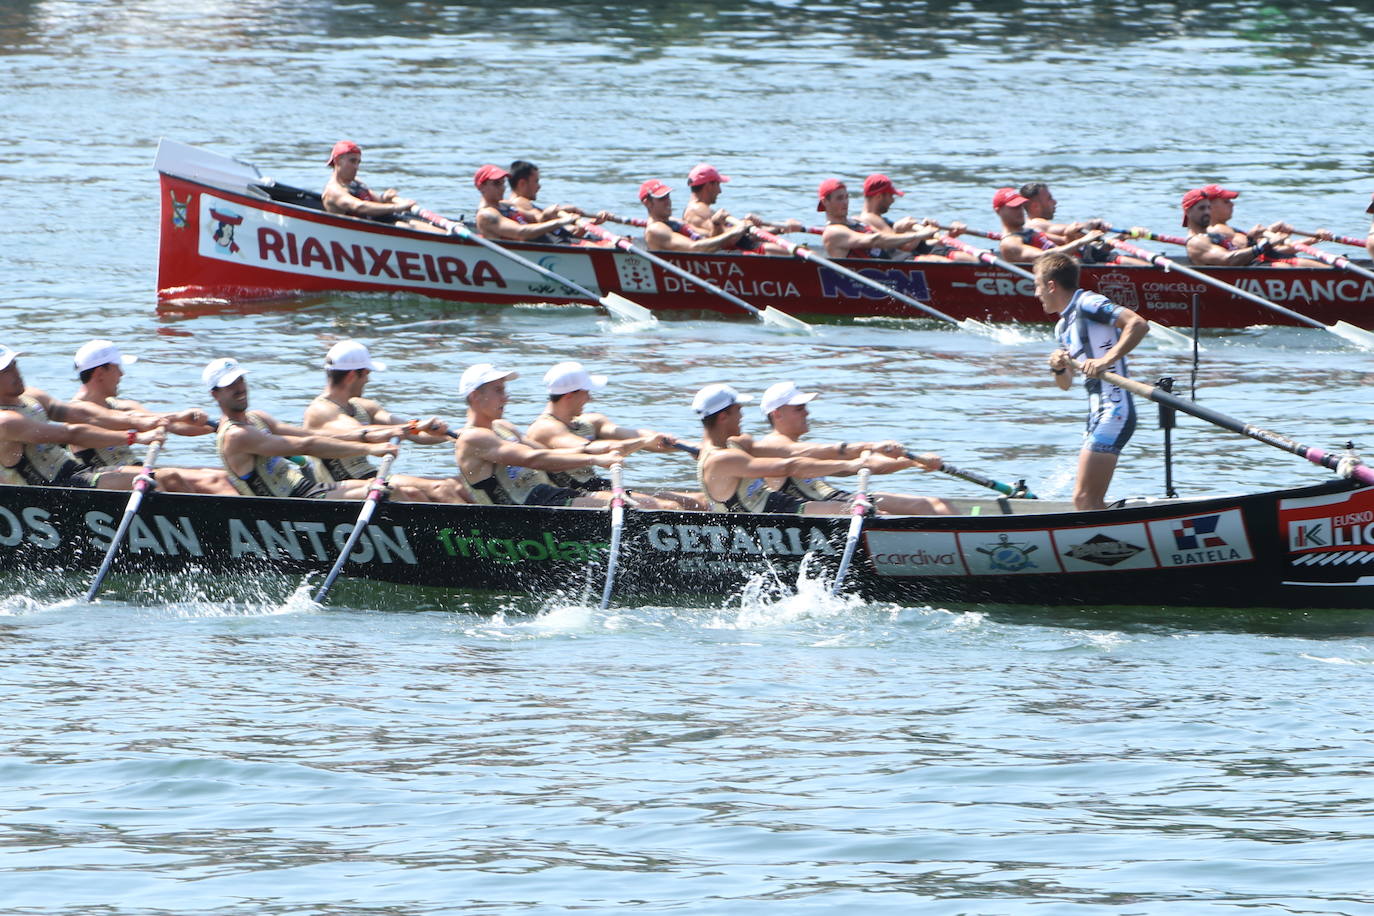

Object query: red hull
[158,173,1374,329]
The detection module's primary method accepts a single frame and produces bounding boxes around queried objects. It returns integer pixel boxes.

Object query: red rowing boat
[156,140,1374,328]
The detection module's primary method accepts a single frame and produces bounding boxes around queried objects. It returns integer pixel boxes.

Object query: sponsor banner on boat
[958,529,1060,576]
[1232,276,1374,305]
[1145,508,1252,568]
[1052,523,1159,573]
[820,265,931,302]
[1278,488,1374,582]
[197,194,602,297]
[864,531,966,577]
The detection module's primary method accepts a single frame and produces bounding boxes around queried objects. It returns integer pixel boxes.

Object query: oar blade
[761,306,816,335]
[1329,321,1374,351]
[1147,320,1202,351]
[957,317,1027,345]
[599,292,658,325]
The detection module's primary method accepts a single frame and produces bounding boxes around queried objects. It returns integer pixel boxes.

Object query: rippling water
[4,1,1374,912]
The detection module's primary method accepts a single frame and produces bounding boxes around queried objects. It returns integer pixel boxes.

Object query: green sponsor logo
[437,528,608,564]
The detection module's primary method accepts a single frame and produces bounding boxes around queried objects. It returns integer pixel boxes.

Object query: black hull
[3,479,1373,611]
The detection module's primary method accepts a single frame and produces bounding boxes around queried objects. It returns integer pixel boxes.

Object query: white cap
[202,357,248,389]
[759,381,818,417]
[544,361,607,396]
[74,339,138,373]
[692,383,753,418]
[0,345,22,371]
[460,362,519,398]
[324,340,386,372]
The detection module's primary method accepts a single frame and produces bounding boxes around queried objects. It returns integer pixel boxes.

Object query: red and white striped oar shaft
[1291,229,1370,249]
[1104,226,1188,246]
[1292,243,1374,281]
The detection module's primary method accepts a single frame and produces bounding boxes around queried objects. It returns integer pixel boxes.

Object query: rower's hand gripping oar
[408,206,656,325]
[84,437,164,602]
[578,221,814,335]
[749,228,1005,340]
[1106,237,1374,350]
[908,450,1038,499]
[1096,367,1374,486]
[829,451,873,596]
[313,437,402,605]
[598,463,626,611]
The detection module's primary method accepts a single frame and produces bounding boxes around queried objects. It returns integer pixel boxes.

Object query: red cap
[1180,188,1208,226]
[863,174,904,198]
[1200,184,1239,200]
[473,164,510,187]
[687,163,730,186]
[638,179,673,202]
[327,140,361,166]
[816,178,846,211]
[992,187,1028,211]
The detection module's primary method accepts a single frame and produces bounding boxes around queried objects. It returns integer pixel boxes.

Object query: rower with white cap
[745,381,954,516]
[692,382,874,516]
[301,341,469,503]
[0,344,167,491]
[525,361,704,510]
[454,362,626,508]
[205,356,426,501]
[69,339,237,495]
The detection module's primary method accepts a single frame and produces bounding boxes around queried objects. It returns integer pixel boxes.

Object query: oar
[831,451,873,596]
[409,206,656,325]
[1291,230,1370,250]
[1104,226,1188,246]
[673,442,701,458]
[749,227,1001,338]
[312,438,401,604]
[578,222,814,334]
[1107,238,1374,349]
[84,438,164,602]
[598,463,626,611]
[1098,368,1374,486]
[912,451,1038,499]
[1291,243,1374,282]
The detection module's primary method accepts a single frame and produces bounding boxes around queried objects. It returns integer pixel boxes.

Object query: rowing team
[322,140,1374,265]
[0,339,955,517]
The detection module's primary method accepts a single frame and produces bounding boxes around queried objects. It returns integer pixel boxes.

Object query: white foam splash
[598,317,660,334]
[709,554,864,629]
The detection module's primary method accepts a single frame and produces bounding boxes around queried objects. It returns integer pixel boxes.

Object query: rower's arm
[1187,234,1262,266]
[646,221,747,252]
[710,448,863,479]
[484,435,618,471]
[50,395,166,432]
[322,185,413,220]
[1080,308,1149,379]
[0,411,160,449]
[476,208,576,241]
[231,423,386,459]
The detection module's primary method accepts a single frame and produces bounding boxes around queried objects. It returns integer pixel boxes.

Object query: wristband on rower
[126,429,137,445]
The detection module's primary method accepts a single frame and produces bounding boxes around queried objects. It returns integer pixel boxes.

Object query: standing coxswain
[0,345,168,490]
[1038,252,1148,511]
[743,381,953,515]
[69,339,237,495]
[301,341,470,503]
[205,357,422,501]
[454,363,627,508]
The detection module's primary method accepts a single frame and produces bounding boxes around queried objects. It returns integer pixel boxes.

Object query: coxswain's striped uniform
[216,413,332,498]
[72,396,136,470]
[0,395,104,487]
[465,423,582,507]
[305,396,377,483]
[1055,289,1136,455]
[538,414,611,492]
[697,444,804,514]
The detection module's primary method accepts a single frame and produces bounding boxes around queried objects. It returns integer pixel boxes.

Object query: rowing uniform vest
[0,395,97,487]
[539,414,611,492]
[72,396,137,469]
[466,423,557,506]
[1206,231,1239,251]
[305,396,377,483]
[347,180,375,202]
[498,201,572,244]
[1013,228,1057,251]
[843,219,889,260]
[697,444,805,514]
[217,413,329,498]
[777,474,850,503]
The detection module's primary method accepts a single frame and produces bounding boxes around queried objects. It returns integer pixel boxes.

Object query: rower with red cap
[993,187,1081,263]
[640,179,750,252]
[473,164,581,243]
[681,163,801,255]
[856,174,976,262]
[453,363,627,508]
[1016,182,1144,265]
[321,140,440,232]
[1181,188,1316,268]
[1198,184,1325,267]
[817,178,937,260]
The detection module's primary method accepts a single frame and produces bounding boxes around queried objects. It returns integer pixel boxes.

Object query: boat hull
[5,479,1373,611]
[158,173,1374,328]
